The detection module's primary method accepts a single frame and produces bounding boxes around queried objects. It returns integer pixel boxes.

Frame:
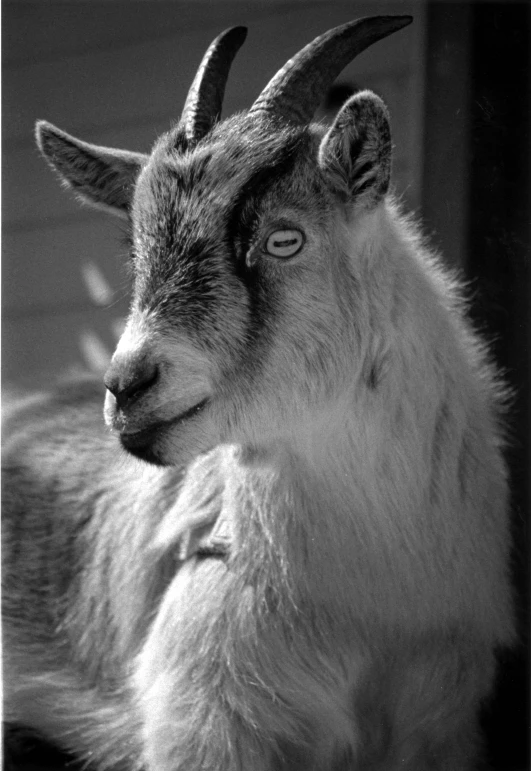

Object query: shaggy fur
[3,20,514,771]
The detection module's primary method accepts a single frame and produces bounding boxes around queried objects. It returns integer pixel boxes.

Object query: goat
[2,17,515,771]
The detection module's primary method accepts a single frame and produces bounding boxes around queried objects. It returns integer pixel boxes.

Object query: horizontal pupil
[274,238,297,247]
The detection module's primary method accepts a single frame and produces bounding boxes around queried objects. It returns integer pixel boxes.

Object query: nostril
[104,359,159,409]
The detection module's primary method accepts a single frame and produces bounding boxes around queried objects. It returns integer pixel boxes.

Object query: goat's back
[2,378,185,761]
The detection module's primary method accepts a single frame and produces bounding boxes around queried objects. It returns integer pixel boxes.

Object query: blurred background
[2,1,529,769]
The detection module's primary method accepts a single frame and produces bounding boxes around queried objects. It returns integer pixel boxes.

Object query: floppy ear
[35,120,148,217]
[318,90,391,209]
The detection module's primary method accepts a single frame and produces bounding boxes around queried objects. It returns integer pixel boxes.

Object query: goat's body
[4,17,515,770]
[3,204,514,770]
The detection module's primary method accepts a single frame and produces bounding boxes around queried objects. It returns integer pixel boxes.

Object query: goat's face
[36,18,411,465]
[106,118,364,464]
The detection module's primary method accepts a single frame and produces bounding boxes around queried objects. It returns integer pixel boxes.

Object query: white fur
[4,24,514,771]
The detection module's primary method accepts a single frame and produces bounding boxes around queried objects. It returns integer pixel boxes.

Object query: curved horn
[181,26,247,142]
[249,16,412,125]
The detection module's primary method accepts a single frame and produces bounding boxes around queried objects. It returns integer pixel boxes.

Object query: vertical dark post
[422,2,472,269]
[467,3,530,769]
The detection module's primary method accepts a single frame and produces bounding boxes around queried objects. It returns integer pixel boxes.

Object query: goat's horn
[249,16,412,125]
[181,26,247,142]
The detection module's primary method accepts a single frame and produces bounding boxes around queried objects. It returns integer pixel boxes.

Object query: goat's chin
[121,402,216,467]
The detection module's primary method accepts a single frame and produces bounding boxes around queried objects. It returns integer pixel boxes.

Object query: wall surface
[2,0,425,386]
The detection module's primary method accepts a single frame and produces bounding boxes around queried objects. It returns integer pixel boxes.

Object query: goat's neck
[225,341,457,631]
[226,400,388,614]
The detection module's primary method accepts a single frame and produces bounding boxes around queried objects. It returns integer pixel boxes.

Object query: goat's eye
[265,229,304,259]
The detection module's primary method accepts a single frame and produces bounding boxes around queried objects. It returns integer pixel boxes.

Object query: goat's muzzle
[104,356,159,412]
[103,346,212,465]
[103,350,160,435]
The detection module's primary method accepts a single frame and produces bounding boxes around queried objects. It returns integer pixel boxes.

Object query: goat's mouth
[119,397,209,465]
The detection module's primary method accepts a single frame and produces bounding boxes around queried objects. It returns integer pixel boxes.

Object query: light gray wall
[2,0,425,386]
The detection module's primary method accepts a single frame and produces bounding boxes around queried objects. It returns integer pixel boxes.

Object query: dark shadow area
[3,726,84,771]
[424,3,529,769]
[468,3,530,770]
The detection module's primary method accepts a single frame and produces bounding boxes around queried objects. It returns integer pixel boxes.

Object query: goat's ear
[35,121,148,217]
[318,90,391,209]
